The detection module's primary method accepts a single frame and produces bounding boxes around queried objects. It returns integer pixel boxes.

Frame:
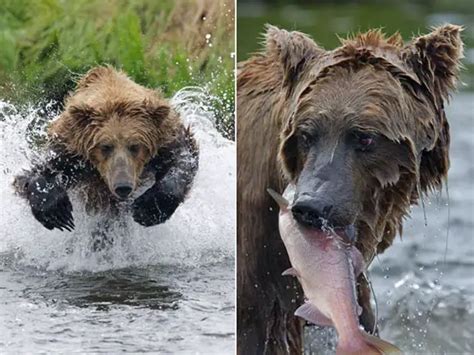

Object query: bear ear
[264,25,325,91]
[403,24,463,100]
[77,66,112,89]
[403,25,463,193]
[68,103,97,127]
[144,98,170,126]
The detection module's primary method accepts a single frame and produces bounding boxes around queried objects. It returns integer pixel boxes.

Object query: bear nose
[114,184,133,199]
[291,195,333,229]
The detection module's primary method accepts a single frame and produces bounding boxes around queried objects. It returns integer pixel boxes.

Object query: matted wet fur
[237,25,463,353]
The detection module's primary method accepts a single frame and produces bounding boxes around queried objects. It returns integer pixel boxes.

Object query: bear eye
[354,132,376,152]
[298,131,317,150]
[100,144,114,155]
[128,144,141,155]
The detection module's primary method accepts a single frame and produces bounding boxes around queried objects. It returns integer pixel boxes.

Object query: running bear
[15,66,198,230]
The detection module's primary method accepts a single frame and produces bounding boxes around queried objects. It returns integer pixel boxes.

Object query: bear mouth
[291,208,357,243]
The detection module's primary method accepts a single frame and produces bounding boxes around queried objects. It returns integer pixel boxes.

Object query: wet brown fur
[49,66,183,212]
[237,25,463,353]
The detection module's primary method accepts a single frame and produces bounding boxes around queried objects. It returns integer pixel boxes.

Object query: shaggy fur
[48,66,184,211]
[51,66,179,162]
[237,25,463,354]
[16,66,198,229]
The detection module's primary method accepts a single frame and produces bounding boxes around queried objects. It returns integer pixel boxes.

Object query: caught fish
[268,186,402,355]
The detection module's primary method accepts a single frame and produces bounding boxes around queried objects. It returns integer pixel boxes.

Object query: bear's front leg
[14,147,89,231]
[18,175,74,231]
[132,126,199,227]
[131,179,183,226]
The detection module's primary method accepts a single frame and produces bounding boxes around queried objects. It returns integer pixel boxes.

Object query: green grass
[0,0,235,138]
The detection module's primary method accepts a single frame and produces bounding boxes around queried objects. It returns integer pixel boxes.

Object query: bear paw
[132,189,180,227]
[27,176,75,231]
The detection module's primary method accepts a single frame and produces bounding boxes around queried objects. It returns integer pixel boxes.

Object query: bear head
[266,25,463,261]
[49,66,178,200]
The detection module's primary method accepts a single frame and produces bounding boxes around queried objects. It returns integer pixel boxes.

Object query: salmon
[268,186,402,355]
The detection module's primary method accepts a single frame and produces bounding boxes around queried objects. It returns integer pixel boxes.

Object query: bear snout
[291,195,333,229]
[114,183,134,199]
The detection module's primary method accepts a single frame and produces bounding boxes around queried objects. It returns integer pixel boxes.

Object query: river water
[0,88,235,353]
[306,93,474,354]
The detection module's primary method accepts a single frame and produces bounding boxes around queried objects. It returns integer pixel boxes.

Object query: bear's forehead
[293,64,415,122]
[297,45,420,106]
[94,119,149,141]
[308,65,401,98]
[291,76,418,139]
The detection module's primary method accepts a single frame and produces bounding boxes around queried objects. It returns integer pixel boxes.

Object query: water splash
[0,87,235,273]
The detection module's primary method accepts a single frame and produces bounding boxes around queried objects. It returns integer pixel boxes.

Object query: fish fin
[294,302,333,327]
[360,330,403,354]
[282,267,299,277]
[267,188,289,210]
[350,246,365,276]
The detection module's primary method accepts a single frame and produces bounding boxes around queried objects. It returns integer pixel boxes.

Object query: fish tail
[336,330,402,355]
[267,188,289,210]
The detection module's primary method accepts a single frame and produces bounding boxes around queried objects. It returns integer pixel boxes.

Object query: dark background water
[238,1,473,353]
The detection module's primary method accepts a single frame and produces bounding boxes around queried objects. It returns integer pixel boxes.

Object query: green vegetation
[0,0,235,138]
[238,2,473,89]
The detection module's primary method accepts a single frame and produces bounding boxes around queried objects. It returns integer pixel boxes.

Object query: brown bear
[237,25,463,354]
[15,66,198,232]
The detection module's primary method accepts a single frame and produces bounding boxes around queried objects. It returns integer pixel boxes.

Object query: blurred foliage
[238,0,473,89]
[0,0,235,139]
